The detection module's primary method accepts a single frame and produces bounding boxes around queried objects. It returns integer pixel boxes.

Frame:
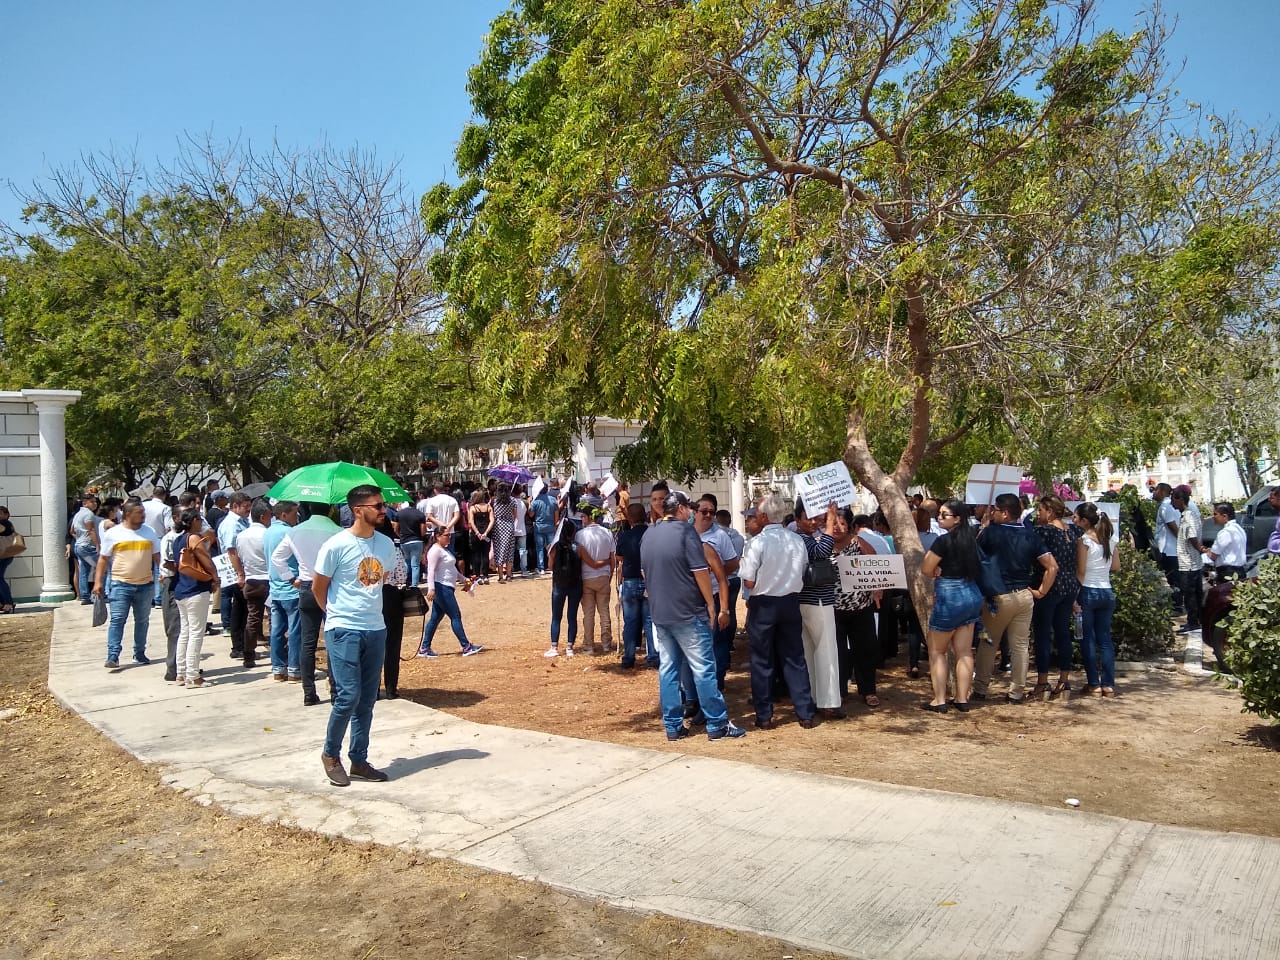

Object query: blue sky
[0,0,1275,229]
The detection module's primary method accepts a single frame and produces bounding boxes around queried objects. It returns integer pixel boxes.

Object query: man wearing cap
[739,492,818,729]
[70,492,101,604]
[640,491,746,741]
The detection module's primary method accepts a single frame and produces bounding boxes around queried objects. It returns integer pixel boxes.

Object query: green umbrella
[266,461,409,505]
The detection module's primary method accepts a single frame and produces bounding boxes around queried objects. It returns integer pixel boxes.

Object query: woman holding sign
[832,508,879,707]
[920,500,984,713]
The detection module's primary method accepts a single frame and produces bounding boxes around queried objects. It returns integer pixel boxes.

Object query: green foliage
[1112,548,1175,661]
[0,145,453,487]
[1227,557,1280,722]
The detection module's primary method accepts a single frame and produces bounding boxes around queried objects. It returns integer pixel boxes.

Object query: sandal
[1028,682,1050,700]
[1080,686,1101,698]
[188,677,215,687]
[1049,679,1071,700]
[1101,687,1116,698]
[908,667,920,680]
[863,695,881,708]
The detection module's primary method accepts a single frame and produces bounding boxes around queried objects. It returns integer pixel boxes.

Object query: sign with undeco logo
[836,553,909,591]
[793,460,857,513]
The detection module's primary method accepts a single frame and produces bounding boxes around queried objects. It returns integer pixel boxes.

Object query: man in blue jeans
[93,500,161,669]
[639,491,745,742]
[529,480,558,573]
[70,492,100,603]
[614,502,658,668]
[313,485,398,787]
[263,500,302,681]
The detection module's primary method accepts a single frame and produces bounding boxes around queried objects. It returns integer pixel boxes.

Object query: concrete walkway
[46,603,1280,960]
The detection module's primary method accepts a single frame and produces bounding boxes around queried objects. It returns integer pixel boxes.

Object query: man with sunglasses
[313,484,397,787]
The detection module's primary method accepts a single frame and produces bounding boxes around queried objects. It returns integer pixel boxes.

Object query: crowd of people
[60,471,1275,780]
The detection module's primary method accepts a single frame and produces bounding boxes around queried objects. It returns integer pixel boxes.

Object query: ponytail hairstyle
[1074,502,1113,559]
[940,500,980,580]
[174,508,202,535]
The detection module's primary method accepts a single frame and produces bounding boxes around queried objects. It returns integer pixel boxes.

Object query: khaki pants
[581,576,613,649]
[974,588,1034,699]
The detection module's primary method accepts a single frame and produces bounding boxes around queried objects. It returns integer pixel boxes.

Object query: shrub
[1227,557,1280,722]
[1112,547,1175,661]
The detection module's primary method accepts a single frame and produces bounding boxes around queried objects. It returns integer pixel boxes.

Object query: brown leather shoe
[798,717,819,729]
[818,708,847,720]
[321,754,349,787]
[754,717,775,730]
[349,761,389,782]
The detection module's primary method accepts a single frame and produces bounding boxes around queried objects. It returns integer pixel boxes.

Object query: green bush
[1113,547,1175,661]
[1227,557,1280,722]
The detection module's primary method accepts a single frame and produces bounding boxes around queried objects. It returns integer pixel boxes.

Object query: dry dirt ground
[0,613,838,960]
[400,574,1280,837]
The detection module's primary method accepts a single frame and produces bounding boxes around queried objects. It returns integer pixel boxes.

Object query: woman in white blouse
[1074,503,1120,698]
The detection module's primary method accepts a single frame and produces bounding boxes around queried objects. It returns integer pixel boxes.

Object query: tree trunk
[844,409,933,627]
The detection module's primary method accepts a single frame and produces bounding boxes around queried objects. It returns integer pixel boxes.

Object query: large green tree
[1,143,452,489]
[429,0,1279,616]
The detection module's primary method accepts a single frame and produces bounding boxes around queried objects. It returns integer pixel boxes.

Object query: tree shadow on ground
[401,687,486,709]
[1241,724,1280,751]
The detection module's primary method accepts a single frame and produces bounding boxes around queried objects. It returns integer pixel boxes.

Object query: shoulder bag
[177,534,215,582]
[0,531,26,559]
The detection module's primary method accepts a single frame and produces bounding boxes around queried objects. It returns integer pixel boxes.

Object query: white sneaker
[543,647,559,658]
[565,647,575,657]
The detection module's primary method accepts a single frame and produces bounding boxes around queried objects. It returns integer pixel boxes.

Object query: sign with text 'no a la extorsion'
[794,460,857,513]
[836,552,909,591]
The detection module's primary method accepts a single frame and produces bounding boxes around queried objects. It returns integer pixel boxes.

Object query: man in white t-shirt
[1153,484,1183,615]
[313,484,397,787]
[574,503,616,653]
[424,481,460,534]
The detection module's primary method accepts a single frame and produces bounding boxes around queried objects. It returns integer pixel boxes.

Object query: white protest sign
[529,477,545,501]
[212,553,239,589]
[794,460,857,513]
[599,473,619,500]
[965,464,1025,507]
[836,552,909,591]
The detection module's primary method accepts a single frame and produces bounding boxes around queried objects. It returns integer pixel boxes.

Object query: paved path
[46,603,1280,959]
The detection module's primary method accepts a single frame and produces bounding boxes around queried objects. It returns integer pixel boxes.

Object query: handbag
[402,585,428,617]
[176,535,215,582]
[0,531,26,559]
[803,557,838,590]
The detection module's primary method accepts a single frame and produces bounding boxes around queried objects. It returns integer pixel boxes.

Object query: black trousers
[747,594,815,722]
[382,585,405,696]
[1158,554,1184,612]
[223,584,248,660]
[298,584,327,701]
[835,606,878,697]
[1181,568,1205,628]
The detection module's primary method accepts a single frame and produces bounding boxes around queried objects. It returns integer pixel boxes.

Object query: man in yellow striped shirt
[94,500,162,670]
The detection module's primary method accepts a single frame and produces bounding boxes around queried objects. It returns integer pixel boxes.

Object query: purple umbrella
[487,464,534,484]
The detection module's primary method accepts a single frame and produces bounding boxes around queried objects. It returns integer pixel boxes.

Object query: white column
[729,462,746,534]
[23,390,80,603]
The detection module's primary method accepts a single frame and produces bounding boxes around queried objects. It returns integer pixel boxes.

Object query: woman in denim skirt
[920,500,984,713]
[1074,503,1120,698]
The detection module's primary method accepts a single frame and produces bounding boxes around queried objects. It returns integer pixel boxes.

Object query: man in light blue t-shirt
[313,484,396,787]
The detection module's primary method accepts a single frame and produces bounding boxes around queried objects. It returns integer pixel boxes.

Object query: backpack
[552,541,581,589]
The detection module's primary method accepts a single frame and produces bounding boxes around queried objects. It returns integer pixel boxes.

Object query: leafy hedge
[1227,557,1280,722]
[1113,548,1175,661]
